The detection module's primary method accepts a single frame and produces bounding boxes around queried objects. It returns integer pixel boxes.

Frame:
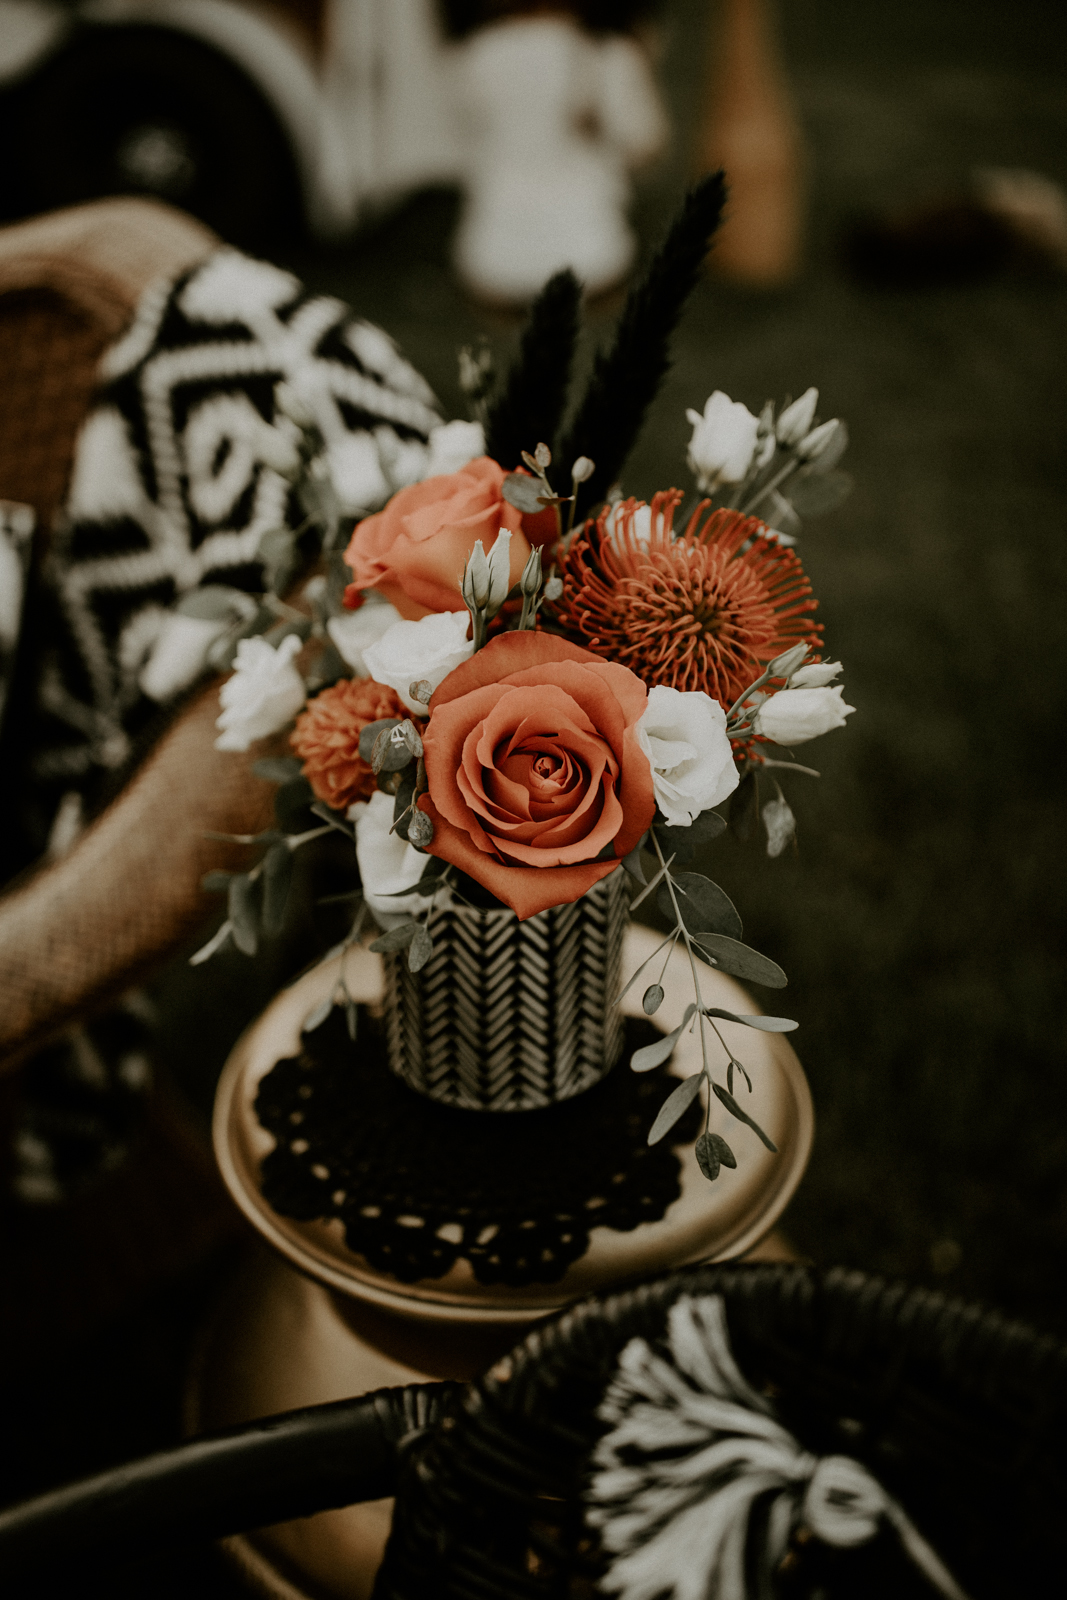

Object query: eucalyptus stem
[651,830,711,1085]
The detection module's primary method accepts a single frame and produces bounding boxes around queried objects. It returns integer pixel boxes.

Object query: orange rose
[291,677,404,811]
[343,457,554,620]
[418,633,655,919]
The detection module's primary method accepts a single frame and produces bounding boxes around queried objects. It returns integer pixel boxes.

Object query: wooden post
[697,0,806,286]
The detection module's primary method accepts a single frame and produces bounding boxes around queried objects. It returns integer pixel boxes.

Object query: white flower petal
[214,633,306,752]
[362,611,473,716]
[353,790,430,917]
[636,685,739,826]
[327,599,404,675]
[753,684,855,746]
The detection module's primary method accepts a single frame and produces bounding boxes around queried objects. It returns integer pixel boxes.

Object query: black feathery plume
[483,269,582,473]
[559,171,727,521]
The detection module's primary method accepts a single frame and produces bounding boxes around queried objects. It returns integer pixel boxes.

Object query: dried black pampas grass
[560,171,727,520]
[483,270,582,473]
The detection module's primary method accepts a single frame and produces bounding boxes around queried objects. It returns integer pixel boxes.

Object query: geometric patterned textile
[384,869,629,1111]
[31,249,441,802]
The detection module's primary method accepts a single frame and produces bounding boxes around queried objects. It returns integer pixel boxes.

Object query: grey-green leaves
[647,1071,703,1146]
[712,1082,778,1152]
[656,871,742,942]
[692,934,787,989]
[630,1003,696,1072]
[695,1131,736,1180]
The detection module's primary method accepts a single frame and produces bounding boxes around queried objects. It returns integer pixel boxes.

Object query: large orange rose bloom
[344,457,540,620]
[418,633,655,920]
[291,677,404,811]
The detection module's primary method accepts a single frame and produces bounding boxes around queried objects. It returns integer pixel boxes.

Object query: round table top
[213,925,813,1324]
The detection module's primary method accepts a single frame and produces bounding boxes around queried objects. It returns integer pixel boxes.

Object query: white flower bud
[685,391,760,493]
[797,418,843,463]
[462,541,491,609]
[776,387,819,447]
[767,642,810,679]
[520,546,543,597]
[544,576,563,602]
[484,527,513,617]
[571,456,595,483]
[790,659,843,688]
[754,684,855,746]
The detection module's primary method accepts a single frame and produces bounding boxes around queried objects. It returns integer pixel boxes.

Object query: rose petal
[419,799,623,919]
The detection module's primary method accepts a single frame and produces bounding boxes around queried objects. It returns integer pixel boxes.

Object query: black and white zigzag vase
[383,870,629,1112]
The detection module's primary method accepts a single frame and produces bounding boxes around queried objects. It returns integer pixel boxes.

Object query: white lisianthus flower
[426,419,486,477]
[775,386,819,447]
[636,685,739,826]
[214,634,306,751]
[754,684,855,746]
[327,597,404,676]
[351,790,428,918]
[789,659,843,688]
[362,610,474,716]
[685,391,760,493]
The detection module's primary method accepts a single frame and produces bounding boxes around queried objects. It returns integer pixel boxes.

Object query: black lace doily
[254,1011,701,1287]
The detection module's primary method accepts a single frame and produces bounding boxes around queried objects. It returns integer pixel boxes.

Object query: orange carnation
[291,678,404,812]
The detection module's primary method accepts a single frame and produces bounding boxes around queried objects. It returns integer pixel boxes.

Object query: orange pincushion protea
[550,492,822,709]
[291,677,405,812]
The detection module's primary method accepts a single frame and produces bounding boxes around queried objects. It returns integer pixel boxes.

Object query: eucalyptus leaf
[408,926,434,972]
[657,872,742,941]
[695,1131,737,1180]
[408,808,434,848]
[415,855,450,895]
[630,1002,696,1072]
[652,810,727,867]
[373,724,416,774]
[201,870,232,893]
[702,1006,798,1033]
[712,1082,779,1152]
[501,472,547,514]
[647,1072,703,1146]
[303,995,334,1033]
[228,873,261,956]
[692,934,787,989]
[253,756,303,784]
[370,920,419,954]
[642,984,664,1016]
[261,841,293,935]
[762,794,796,860]
[694,1131,720,1181]
[360,718,401,764]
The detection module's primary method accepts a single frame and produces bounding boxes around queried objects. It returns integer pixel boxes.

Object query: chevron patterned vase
[382,868,630,1112]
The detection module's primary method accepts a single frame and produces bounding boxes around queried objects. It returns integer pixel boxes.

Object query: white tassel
[588,1295,971,1600]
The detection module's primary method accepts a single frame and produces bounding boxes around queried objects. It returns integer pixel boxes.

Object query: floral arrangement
[195,179,856,1181]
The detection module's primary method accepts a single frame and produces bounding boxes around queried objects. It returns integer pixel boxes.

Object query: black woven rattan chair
[1,1264,1063,1598]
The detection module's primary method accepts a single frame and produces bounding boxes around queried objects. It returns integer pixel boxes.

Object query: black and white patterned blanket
[27,248,441,817]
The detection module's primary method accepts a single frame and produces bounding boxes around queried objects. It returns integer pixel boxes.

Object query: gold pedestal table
[190,926,813,1598]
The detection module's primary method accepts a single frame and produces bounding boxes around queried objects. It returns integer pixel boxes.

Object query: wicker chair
[0,1263,1062,1597]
